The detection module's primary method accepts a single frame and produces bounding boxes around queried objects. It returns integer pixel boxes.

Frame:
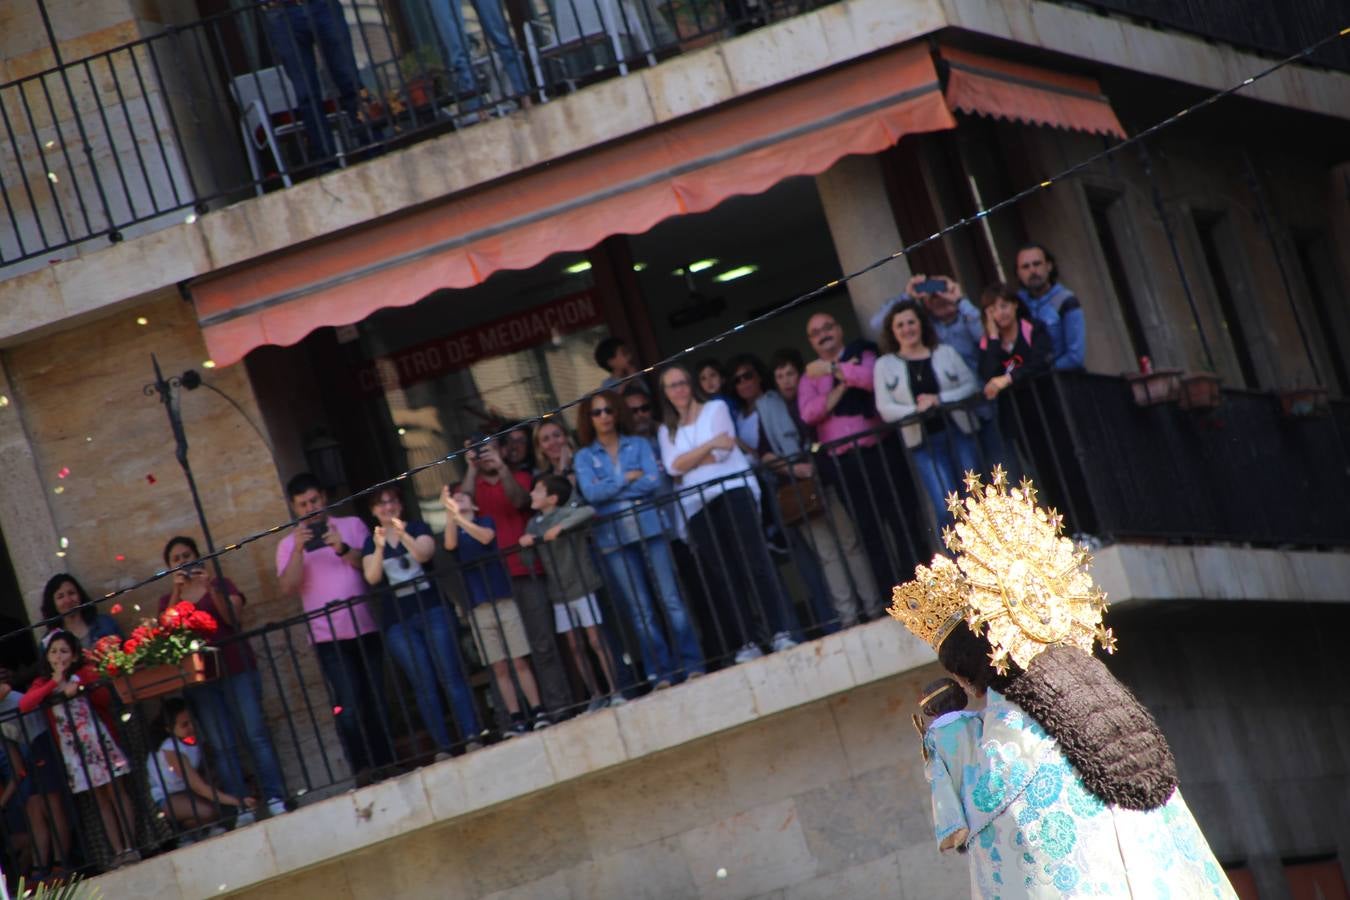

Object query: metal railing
[1042,0,1350,71]
[1,372,1346,882]
[0,0,835,272]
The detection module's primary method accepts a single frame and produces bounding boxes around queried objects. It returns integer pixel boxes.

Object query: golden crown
[888,467,1115,674]
[888,555,967,651]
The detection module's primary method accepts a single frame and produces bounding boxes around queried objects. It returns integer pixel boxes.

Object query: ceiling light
[563,260,592,275]
[713,265,758,283]
[671,267,685,276]
[632,262,647,272]
[687,258,718,274]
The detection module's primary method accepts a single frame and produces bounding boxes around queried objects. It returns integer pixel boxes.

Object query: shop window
[355,253,609,528]
[1285,855,1349,900]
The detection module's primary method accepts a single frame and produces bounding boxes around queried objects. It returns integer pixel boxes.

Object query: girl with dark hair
[148,698,254,839]
[159,537,287,816]
[976,282,1053,400]
[874,300,981,532]
[41,574,121,647]
[21,632,138,869]
[891,478,1235,898]
[694,358,728,402]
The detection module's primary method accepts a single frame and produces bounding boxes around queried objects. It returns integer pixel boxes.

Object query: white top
[872,345,979,448]
[659,400,760,519]
[147,736,202,804]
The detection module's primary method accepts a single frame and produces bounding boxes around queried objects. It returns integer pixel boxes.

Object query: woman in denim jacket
[574,390,706,687]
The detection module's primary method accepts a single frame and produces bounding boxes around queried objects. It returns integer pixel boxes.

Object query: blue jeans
[975,412,1022,483]
[428,0,530,105]
[188,668,286,802]
[601,538,704,683]
[314,634,394,774]
[384,603,481,751]
[263,0,363,163]
[912,428,981,530]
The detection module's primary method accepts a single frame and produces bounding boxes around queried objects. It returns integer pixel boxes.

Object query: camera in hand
[303,516,330,552]
[915,278,948,295]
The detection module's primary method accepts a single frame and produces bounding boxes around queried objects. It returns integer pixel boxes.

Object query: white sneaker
[606,695,627,708]
[266,798,287,817]
[770,632,798,653]
[235,809,256,827]
[734,644,764,665]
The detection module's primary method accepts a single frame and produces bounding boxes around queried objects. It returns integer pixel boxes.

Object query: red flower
[131,625,152,642]
[175,601,197,618]
[122,638,140,655]
[94,635,121,654]
[187,610,217,636]
[105,663,119,676]
[109,603,124,615]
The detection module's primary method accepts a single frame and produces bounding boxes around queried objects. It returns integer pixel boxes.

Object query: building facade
[0,0,1347,896]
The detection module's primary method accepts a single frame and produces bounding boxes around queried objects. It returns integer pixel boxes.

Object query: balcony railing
[1045,0,1350,72]
[0,0,834,274]
[0,373,1345,882]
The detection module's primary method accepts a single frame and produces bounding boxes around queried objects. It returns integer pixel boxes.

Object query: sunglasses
[590,406,615,418]
[734,371,757,384]
[627,402,652,413]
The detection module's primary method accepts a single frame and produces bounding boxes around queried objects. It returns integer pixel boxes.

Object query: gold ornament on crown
[887,466,1114,674]
[888,555,967,651]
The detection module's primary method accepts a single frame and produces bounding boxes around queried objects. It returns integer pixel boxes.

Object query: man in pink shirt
[276,473,393,780]
[798,313,924,607]
[462,430,573,719]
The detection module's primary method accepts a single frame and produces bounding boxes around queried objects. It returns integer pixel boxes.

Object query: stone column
[0,357,63,624]
[815,154,912,340]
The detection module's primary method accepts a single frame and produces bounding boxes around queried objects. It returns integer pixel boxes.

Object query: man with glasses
[798,313,924,609]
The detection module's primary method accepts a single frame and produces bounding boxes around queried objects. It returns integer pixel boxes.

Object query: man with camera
[276,473,393,783]
[461,432,573,720]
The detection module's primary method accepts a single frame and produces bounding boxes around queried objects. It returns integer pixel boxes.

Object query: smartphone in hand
[303,515,330,552]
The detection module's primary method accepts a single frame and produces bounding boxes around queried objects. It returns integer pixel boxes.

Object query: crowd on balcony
[0,242,1086,883]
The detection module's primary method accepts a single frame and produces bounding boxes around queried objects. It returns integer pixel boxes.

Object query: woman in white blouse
[657,364,796,665]
[873,300,980,531]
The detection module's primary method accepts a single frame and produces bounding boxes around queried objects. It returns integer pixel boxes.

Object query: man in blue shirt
[1015,243,1086,371]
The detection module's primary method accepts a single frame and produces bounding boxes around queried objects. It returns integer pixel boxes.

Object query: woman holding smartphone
[157,537,288,819]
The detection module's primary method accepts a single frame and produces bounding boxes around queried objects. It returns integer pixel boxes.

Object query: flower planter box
[112,651,215,704]
[1125,370,1181,406]
[1278,387,1330,418]
[1177,373,1222,412]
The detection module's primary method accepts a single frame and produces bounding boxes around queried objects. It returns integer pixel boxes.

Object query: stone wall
[0,289,346,786]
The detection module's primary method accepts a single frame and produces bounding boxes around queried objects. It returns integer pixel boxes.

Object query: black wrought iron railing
[0,0,834,272]
[1044,0,1350,71]
[0,372,1346,884]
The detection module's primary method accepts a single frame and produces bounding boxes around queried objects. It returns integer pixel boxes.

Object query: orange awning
[195,43,955,366]
[940,46,1126,139]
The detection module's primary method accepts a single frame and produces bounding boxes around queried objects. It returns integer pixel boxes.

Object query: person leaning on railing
[658,364,797,665]
[574,390,705,686]
[873,300,981,533]
[976,282,1055,483]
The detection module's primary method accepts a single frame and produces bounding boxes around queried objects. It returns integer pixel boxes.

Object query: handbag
[776,474,824,525]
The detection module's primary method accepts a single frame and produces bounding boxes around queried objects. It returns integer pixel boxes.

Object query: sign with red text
[356,290,605,394]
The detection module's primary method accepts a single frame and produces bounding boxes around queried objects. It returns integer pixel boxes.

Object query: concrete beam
[2,0,1346,349]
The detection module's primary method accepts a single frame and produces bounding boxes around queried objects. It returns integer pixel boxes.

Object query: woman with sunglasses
[657,364,795,666]
[574,391,705,687]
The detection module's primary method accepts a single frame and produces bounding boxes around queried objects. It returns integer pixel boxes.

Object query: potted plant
[90,601,219,703]
[1177,372,1223,412]
[395,46,450,109]
[1124,368,1181,406]
[1278,385,1330,418]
